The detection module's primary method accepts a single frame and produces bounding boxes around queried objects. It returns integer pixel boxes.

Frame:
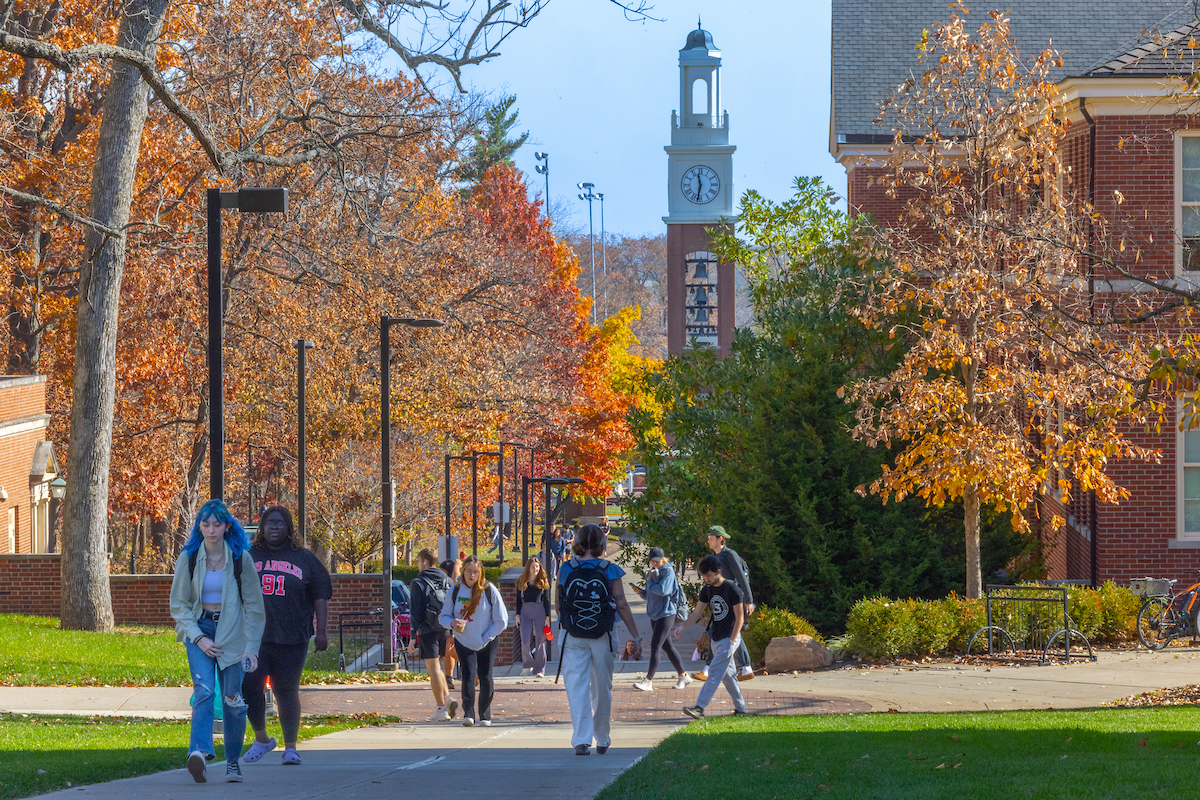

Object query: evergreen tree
[459,95,529,185]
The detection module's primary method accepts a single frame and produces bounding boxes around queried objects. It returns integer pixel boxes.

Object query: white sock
[740,667,753,674]
[437,705,445,712]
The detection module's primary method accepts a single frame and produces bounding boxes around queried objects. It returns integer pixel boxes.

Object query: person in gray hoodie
[438,554,508,726]
[632,547,692,692]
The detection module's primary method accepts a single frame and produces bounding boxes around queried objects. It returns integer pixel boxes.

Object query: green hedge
[843,582,1141,661]
[743,606,822,663]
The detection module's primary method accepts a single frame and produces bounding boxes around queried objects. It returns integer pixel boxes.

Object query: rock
[764,635,834,672]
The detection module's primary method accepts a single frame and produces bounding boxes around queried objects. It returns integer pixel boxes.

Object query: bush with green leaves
[845,597,918,659]
[1097,581,1142,641]
[1064,585,1103,640]
[909,598,958,656]
[743,606,822,664]
[943,593,986,652]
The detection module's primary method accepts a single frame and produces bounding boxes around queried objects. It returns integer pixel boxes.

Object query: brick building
[0,375,59,554]
[832,1,1200,584]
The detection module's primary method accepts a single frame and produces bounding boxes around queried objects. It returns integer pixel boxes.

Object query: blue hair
[182,499,250,561]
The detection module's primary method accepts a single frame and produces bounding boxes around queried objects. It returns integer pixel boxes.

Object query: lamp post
[296,340,315,546]
[474,450,502,558]
[444,454,479,559]
[520,476,584,618]
[577,182,598,324]
[535,152,550,222]
[208,187,289,502]
[597,192,606,319]
[379,314,444,670]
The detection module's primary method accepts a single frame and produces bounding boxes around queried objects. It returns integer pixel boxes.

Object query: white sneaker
[673,674,694,690]
[463,718,475,727]
[427,709,451,721]
[520,667,533,677]
[633,679,653,692]
[480,719,492,727]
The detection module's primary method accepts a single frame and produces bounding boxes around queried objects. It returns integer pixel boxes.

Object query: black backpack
[189,549,244,598]
[418,573,452,631]
[559,558,615,639]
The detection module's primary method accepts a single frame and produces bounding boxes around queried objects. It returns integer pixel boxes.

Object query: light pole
[380,314,444,670]
[474,450,502,558]
[209,187,289,502]
[296,340,315,547]
[598,192,607,319]
[444,453,478,557]
[577,182,598,324]
[535,152,550,222]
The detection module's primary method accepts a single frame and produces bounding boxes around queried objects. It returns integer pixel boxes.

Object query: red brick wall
[0,376,48,554]
[0,554,59,615]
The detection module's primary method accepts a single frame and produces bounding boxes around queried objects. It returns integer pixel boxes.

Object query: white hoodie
[438,580,509,651]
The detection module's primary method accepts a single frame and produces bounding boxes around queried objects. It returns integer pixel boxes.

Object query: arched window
[691,78,708,115]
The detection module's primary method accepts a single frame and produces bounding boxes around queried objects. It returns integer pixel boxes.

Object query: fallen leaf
[1138,738,1147,747]
[936,763,946,769]
[953,763,962,768]
[699,764,709,771]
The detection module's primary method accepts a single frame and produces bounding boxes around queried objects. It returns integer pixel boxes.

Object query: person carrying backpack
[557,524,642,756]
[631,547,691,693]
[438,555,508,727]
[693,525,755,682]
[407,549,458,721]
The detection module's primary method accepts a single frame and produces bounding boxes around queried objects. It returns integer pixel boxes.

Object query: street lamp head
[577,182,593,190]
[596,193,603,201]
[387,316,445,328]
[49,476,67,500]
[535,152,548,160]
[226,187,289,214]
[536,165,547,174]
[297,339,316,349]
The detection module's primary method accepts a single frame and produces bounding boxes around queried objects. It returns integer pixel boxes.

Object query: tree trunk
[964,484,982,599]
[59,0,170,631]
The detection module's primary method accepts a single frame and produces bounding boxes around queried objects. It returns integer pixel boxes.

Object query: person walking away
[241,506,331,766]
[516,557,551,677]
[407,549,458,720]
[440,559,461,689]
[674,554,747,718]
[439,555,508,726]
[170,499,265,784]
[694,525,755,681]
[558,524,642,756]
[632,547,691,692]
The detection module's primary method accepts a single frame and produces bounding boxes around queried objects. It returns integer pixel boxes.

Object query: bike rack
[337,609,410,672]
[966,585,1096,664]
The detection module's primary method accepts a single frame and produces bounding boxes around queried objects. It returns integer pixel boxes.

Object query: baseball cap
[647,546,665,561]
[708,524,729,539]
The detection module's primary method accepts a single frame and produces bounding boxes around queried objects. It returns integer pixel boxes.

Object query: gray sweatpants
[696,637,746,713]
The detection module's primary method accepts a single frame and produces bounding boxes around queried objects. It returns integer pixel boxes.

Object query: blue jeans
[696,637,746,713]
[185,616,247,764]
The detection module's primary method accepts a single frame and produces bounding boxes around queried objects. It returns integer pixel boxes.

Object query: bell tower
[665,21,736,356]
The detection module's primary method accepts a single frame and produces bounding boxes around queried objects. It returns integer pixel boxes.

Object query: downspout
[1080,97,1099,587]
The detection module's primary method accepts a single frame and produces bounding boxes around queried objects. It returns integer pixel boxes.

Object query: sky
[459,0,847,238]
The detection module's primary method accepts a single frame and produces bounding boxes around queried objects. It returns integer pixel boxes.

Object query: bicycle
[1134,571,1200,650]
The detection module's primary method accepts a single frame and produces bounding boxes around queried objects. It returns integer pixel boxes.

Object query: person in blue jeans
[673,554,746,719]
[169,499,265,784]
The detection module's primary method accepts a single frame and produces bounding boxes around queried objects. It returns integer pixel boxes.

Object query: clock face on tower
[682,165,720,204]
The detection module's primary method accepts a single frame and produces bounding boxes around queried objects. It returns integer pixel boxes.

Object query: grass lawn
[0,614,424,686]
[0,713,390,799]
[598,708,1200,800]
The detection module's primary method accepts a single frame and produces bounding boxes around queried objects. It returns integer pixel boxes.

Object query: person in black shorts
[408,549,458,721]
[241,506,332,766]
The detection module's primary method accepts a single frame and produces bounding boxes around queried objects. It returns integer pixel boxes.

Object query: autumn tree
[841,8,1153,598]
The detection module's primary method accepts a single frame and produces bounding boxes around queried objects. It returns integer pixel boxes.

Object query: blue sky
[462,0,848,237]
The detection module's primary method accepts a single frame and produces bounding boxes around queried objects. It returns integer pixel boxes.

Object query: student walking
[632,547,691,692]
[674,554,747,719]
[170,499,265,784]
[515,557,551,677]
[241,506,331,766]
[407,549,458,721]
[439,555,508,726]
[558,524,642,756]
[693,525,755,682]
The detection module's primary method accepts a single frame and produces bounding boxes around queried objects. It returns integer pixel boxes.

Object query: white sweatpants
[561,633,615,748]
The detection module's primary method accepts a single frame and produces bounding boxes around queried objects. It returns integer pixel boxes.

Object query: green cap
[708,524,729,539]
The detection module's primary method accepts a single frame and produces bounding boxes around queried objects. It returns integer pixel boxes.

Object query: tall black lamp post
[208,187,289,502]
[444,454,477,559]
[296,340,315,546]
[473,450,501,558]
[379,314,444,670]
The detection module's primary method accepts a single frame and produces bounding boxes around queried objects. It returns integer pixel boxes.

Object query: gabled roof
[832,0,1192,141]
[1087,17,1200,76]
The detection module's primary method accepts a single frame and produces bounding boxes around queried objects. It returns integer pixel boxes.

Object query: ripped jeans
[185,615,247,764]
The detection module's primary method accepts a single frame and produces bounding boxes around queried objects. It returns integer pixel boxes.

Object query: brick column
[495,567,522,666]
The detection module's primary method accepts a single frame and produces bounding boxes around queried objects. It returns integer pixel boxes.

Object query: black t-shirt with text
[699,580,743,643]
[250,546,333,645]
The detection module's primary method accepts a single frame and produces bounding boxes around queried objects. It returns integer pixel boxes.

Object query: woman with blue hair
[169,499,265,784]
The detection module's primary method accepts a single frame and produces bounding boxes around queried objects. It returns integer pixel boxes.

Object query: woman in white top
[438,554,508,726]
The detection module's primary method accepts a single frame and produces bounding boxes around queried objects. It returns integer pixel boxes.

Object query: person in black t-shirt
[514,557,551,677]
[241,506,332,766]
[673,554,747,719]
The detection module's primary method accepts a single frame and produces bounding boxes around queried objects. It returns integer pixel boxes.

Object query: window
[6,508,15,554]
[691,78,708,115]
[1179,134,1200,271]
[684,251,718,348]
[1180,407,1200,538]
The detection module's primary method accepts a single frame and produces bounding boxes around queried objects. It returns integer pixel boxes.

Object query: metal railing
[967,584,1096,663]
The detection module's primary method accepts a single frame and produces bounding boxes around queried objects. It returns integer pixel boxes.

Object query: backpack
[189,549,244,599]
[559,558,616,639]
[672,579,689,623]
[418,573,452,632]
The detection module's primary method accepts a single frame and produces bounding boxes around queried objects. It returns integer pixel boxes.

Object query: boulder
[764,635,834,672]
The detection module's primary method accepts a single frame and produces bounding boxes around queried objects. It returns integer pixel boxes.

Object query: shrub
[1097,581,1141,642]
[943,593,986,653]
[909,598,958,657]
[1064,585,1103,640]
[743,606,822,664]
[844,597,918,660]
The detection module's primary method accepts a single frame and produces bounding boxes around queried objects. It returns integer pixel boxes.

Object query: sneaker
[691,671,708,682]
[597,743,609,754]
[737,669,756,681]
[225,762,243,783]
[683,705,705,719]
[520,667,533,676]
[732,709,749,716]
[446,698,459,719]
[187,751,207,783]
[574,744,590,756]
[633,679,653,692]
[463,718,475,727]
[673,674,694,690]
[446,679,456,690]
[535,672,545,678]
[243,737,276,763]
[480,719,492,727]
[427,709,452,722]
[281,749,301,765]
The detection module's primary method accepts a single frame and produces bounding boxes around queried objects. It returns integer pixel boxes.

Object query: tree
[564,233,667,359]
[458,94,529,186]
[840,9,1153,598]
